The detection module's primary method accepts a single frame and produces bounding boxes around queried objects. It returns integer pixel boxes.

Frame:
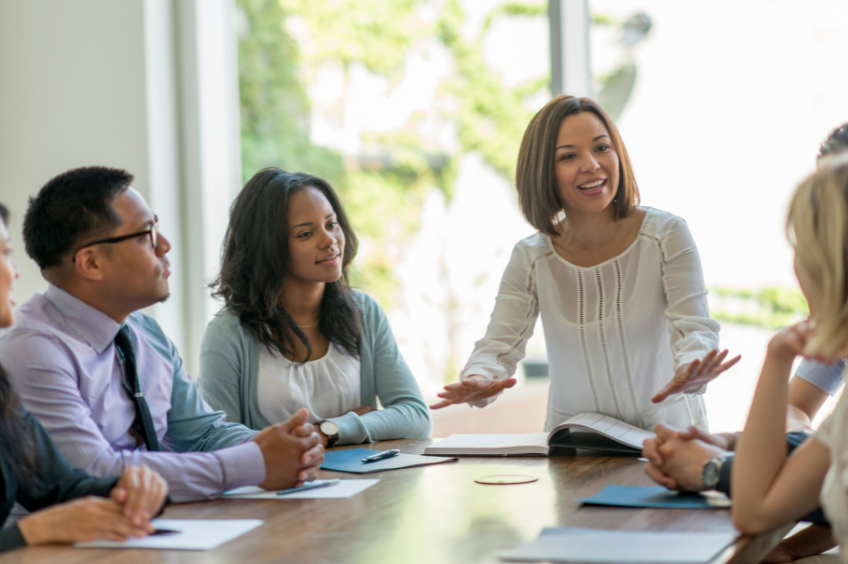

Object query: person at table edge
[0,167,324,502]
[0,203,168,552]
[641,122,848,563]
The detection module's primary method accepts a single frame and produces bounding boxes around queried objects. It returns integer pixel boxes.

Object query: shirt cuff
[216,441,266,491]
[331,411,368,445]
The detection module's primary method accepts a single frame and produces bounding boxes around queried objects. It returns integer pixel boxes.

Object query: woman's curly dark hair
[211,169,361,359]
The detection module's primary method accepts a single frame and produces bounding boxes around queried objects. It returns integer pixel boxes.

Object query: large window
[235,0,848,432]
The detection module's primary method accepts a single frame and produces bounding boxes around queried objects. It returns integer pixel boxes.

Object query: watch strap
[701,456,723,490]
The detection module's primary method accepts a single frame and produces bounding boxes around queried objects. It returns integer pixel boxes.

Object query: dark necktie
[114,325,160,452]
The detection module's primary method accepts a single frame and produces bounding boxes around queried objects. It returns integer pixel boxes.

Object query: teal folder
[576,485,731,509]
[321,448,459,474]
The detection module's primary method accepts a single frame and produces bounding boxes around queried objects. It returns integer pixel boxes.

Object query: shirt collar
[44,284,123,354]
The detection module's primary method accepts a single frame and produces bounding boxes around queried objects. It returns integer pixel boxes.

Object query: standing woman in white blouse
[198,169,431,447]
[431,95,739,432]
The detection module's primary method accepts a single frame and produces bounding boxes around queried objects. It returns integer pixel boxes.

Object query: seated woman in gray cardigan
[198,168,432,447]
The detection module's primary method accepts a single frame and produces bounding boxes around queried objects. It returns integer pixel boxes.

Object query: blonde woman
[431,95,738,432]
[733,154,848,563]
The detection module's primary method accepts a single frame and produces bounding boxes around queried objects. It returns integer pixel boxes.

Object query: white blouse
[461,207,720,432]
[816,384,848,563]
[257,342,362,424]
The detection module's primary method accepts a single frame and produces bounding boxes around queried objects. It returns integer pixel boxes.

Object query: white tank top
[256,342,362,424]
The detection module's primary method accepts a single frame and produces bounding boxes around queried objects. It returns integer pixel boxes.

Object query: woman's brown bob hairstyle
[516,95,639,236]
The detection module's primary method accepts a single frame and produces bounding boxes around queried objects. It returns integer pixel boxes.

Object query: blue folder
[575,485,731,509]
[321,448,459,474]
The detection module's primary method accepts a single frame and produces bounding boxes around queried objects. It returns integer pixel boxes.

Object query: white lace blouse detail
[256,342,362,424]
[461,207,720,431]
[815,382,848,563]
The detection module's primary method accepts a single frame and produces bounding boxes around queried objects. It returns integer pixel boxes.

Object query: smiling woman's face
[553,111,620,217]
[285,186,345,285]
[0,218,19,328]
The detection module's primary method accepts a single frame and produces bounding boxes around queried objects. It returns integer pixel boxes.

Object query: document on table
[75,519,262,551]
[499,528,737,563]
[222,479,379,499]
[576,485,731,509]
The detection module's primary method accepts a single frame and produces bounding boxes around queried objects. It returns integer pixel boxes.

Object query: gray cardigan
[197,291,432,445]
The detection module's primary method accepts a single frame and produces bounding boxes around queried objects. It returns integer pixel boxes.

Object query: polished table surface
[0,439,787,564]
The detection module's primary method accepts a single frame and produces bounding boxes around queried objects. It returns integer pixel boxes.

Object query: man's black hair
[23,166,133,269]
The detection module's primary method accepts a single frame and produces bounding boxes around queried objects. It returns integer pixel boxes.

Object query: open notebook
[424,413,655,456]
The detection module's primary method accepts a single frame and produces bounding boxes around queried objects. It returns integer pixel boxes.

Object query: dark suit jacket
[0,411,118,552]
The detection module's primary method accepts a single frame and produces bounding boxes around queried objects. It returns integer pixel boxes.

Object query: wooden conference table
[0,439,789,564]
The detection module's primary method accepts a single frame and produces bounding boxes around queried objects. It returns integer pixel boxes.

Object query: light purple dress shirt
[0,285,266,502]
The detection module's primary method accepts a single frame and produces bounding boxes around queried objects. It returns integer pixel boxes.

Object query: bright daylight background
[232,0,848,435]
[230,0,848,436]
[0,0,845,437]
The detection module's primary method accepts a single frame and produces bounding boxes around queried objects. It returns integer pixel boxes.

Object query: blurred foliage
[482,2,547,32]
[235,0,547,306]
[279,0,429,77]
[236,0,637,308]
[236,0,345,186]
[710,286,809,330]
[437,0,546,180]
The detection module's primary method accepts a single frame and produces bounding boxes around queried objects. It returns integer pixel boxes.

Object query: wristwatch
[701,456,724,490]
[318,420,340,448]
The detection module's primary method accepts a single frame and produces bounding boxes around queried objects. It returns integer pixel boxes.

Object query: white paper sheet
[222,479,379,499]
[75,519,262,551]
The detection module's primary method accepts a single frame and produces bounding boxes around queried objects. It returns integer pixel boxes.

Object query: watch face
[320,420,339,436]
[702,459,721,488]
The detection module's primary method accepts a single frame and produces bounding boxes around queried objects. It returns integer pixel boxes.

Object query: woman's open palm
[429,377,517,409]
[652,349,741,403]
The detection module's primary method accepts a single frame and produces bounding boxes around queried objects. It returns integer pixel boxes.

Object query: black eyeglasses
[72,216,159,262]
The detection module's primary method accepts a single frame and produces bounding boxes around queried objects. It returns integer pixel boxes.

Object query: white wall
[0,0,241,376]
[0,0,151,308]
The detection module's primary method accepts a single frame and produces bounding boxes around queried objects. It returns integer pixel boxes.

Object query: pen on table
[150,528,181,536]
[362,449,400,463]
[276,479,340,496]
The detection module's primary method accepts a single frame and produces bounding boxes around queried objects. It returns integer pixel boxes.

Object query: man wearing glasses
[0,166,324,502]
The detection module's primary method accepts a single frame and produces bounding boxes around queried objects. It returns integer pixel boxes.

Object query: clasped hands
[641,423,730,492]
[254,404,379,485]
[18,466,169,545]
[253,408,325,490]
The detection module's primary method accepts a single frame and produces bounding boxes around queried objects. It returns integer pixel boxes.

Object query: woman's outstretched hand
[429,376,517,409]
[652,349,741,403]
